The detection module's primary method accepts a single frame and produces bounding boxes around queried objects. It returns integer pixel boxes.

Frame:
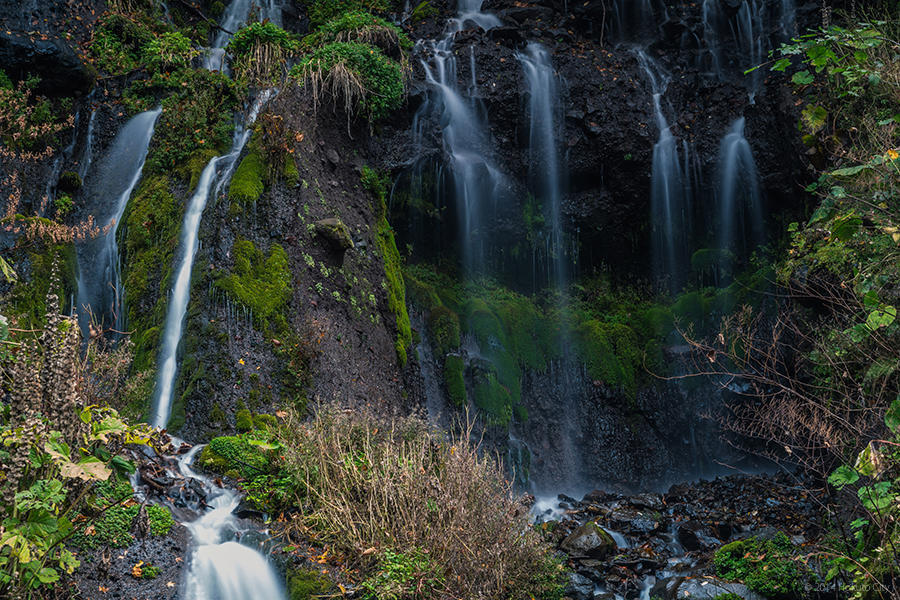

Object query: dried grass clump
[276,408,564,600]
[290,41,404,123]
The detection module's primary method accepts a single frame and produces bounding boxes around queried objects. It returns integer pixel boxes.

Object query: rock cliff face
[1,0,819,488]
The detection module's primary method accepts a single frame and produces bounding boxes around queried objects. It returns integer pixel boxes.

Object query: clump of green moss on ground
[69,479,175,550]
[288,567,335,599]
[428,305,460,356]
[196,430,296,512]
[216,239,292,334]
[714,532,804,598]
[301,10,412,53]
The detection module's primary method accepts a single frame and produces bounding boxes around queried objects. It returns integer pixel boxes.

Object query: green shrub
[145,69,240,174]
[361,548,445,600]
[58,171,82,192]
[227,22,299,85]
[143,31,197,72]
[301,0,390,28]
[409,0,438,21]
[291,42,404,121]
[302,10,411,53]
[89,14,153,74]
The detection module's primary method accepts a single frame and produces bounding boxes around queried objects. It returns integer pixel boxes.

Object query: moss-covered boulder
[560,520,616,559]
[314,217,353,251]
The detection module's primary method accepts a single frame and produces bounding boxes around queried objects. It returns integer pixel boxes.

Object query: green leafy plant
[291,42,404,122]
[361,548,445,600]
[227,22,299,85]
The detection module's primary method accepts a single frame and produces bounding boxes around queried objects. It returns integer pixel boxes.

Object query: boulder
[560,520,616,559]
[0,33,93,96]
[314,218,354,251]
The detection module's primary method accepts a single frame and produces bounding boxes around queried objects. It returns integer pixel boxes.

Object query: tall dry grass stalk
[276,408,560,599]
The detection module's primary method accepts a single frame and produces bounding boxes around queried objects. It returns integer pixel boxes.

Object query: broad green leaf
[854,442,882,477]
[830,164,871,177]
[111,455,136,474]
[37,567,59,584]
[0,256,16,283]
[831,213,862,240]
[865,305,896,331]
[858,482,894,512]
[801,104,827,133]
[792,70,814,84]
[771,58,791,72]
[828,465,859,489]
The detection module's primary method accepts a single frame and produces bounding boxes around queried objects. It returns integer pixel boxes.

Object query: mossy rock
[314,218,353,251]
[58,170,82,192]
[287,566,334,599]
[443,354,466,407]
[428,306,460,356]
[229,140,265,205]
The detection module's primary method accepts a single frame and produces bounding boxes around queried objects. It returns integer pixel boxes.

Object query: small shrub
[291,42,404,122]
[277,409,565,599]
[302,0,390,28]
[143,31,197,72]
[227,22,299,85]
[54,194,74,217]
[361,548,445,600]
[302,10,412,55]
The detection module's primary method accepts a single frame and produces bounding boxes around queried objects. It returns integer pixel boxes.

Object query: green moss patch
[216,239,292,334]
[443,355,466,407]
[714,533,804,598]
[229,136,266,209]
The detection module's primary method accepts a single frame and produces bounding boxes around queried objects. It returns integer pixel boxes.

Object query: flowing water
[636,51,689,293]
[414,0,508,275]
[151,90,271,429]
[75,108,161,338]
[517,42,567,287]
[175,445,286,600]
[716,117,763,261]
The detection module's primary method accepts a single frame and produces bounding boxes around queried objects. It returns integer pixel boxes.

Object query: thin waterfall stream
[75,108,161,338]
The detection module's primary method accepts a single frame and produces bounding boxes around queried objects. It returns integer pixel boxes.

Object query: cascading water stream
[414,0,508,274]
[636,51,690,293]
[151,90,271,429]
[75,108,161,339]
[716,117,763,261]
[174,445,286,599]
[517,42,566,287]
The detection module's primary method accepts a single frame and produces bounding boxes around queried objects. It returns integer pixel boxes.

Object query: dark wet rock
[326,148,340,167]
[234,500,266,521]
[673,576,765,600]
[560,520,617,559]
[564,572,595,600]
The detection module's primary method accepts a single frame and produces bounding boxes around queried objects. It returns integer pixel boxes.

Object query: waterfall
[780,0,797,38]
[76,109,97,181]
[176,445,287,600]
[75,108,161,339]
[716,117,763,261]
[414,0,509,275]
[637,51,690,293]
[701,0,723,78]
[733,0,765,102]
[150,90,271,429]
[517,42,567,287]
